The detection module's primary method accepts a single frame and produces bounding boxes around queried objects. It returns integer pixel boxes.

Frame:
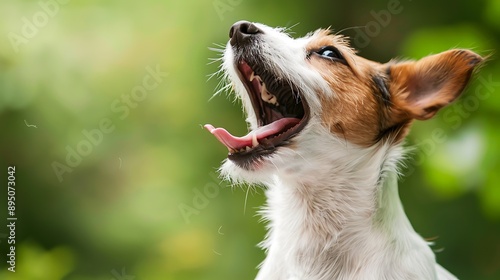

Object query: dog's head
[206,21,482,184]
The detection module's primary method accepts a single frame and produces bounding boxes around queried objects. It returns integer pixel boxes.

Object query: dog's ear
[387,49,483,120]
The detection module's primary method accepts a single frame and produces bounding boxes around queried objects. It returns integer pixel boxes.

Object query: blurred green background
[0,0,499,279]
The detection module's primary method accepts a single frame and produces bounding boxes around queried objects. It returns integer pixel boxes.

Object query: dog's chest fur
[254,143,438,280]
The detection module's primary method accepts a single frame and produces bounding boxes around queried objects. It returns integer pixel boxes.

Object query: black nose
[229,20,262,46]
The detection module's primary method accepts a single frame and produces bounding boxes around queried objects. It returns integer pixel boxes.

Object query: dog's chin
[219,128,322,186]
[219,155,279,185]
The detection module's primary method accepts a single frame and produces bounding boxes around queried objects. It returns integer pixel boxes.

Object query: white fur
[218,23,457,280]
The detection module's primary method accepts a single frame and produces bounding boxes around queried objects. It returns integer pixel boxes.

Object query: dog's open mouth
[205,60,310,166]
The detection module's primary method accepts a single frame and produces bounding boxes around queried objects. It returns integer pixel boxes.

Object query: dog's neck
[257,142,437,280]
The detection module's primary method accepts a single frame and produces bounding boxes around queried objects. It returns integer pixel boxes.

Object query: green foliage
[0,0,499,279]
[0,243,74,280]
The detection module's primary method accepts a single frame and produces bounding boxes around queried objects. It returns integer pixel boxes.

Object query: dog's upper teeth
[261,83,279,106]
[254,75,264,85]
[249,72,255,82]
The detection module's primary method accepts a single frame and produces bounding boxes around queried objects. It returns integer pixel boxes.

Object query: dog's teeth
[249,72,255,82]
[268,95,278,105]
[256,76,263,85]
[245,146,251,152]
[252,132,259,148]
[261,85,279,106]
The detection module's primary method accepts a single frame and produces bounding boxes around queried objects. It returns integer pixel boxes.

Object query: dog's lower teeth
[249,72,255,82]
[252,132,259,148]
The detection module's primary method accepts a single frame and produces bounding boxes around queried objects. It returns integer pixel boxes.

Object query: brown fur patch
[305,31,483,146]
[306,31,392,146]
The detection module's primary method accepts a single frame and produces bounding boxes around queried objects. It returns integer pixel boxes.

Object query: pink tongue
[204,118,300,151]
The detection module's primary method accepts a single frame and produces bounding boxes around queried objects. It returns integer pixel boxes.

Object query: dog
[205,21,482,280]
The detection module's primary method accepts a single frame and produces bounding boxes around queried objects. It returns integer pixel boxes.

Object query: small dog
[205,21,482,280]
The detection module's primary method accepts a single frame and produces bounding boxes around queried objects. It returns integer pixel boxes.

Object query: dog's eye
[316,46,344,61]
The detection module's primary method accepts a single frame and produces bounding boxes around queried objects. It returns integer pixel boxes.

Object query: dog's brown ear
[388,49,483,120]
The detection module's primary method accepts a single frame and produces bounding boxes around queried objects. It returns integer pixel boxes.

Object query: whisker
[282,22,300,35]
[243,184,254,215]
[334,25,366,36]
